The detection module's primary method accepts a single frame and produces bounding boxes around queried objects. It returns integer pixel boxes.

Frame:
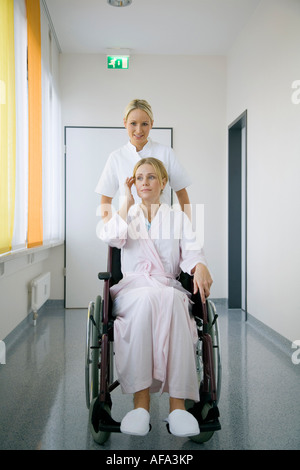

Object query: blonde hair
[124,99,154,123]
[133,157,168,187]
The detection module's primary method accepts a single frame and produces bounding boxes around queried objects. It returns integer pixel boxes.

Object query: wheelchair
[85,246,221,444]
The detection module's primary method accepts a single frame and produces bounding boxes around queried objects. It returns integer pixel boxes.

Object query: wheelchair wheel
[186,299,221,444]
[207,300,221,403]
[89,397,111,445]
[85,295,102,409]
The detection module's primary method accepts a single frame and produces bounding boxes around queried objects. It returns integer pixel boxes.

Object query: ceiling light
[107,0,132,6]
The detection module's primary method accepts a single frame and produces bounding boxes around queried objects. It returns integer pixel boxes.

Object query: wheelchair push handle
[98,272,112,281]
[202,300,208,324]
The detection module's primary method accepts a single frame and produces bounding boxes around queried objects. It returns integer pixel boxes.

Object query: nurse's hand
[192,263,213,304]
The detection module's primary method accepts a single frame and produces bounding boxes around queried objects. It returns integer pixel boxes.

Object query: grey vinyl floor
[0,299,299,451]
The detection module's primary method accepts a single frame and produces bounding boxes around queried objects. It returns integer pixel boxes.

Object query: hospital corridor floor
[0,299,299,451]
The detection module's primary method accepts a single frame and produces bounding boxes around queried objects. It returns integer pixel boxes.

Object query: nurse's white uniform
[100,204,207,402]
[95,138,191,205]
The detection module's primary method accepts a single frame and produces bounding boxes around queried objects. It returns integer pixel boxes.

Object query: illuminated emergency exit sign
[107,56,129,69]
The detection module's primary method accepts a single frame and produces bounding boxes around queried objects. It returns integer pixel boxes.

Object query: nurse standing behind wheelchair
[95,99,191,222]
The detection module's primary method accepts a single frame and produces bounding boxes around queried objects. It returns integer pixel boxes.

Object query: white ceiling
[44,0,261,55]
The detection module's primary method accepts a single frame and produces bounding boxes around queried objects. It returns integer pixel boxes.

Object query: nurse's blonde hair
[133,157,168,188]
[124,99,154,123]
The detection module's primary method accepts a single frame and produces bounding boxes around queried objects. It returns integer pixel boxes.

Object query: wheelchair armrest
[98,272,112,281]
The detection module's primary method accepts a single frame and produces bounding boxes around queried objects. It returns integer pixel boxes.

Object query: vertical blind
[0,0,16,254]
[0,0,63,255]
[12,0,28,251]
[26,0,43,248]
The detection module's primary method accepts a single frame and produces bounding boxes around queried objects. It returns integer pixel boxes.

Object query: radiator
[31,272,51,325]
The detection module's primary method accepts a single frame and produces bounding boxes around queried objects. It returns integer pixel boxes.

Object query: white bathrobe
[100,204,207,402]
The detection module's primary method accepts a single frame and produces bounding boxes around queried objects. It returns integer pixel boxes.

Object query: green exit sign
[107,56,129,69]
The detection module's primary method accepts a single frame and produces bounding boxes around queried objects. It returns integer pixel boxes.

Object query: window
[0,0,63,257]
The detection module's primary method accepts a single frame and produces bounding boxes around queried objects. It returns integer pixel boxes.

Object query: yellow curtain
[26,0,43,248]
[0,0,16,255]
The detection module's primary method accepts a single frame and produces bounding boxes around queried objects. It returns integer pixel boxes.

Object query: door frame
[228,110,248,318]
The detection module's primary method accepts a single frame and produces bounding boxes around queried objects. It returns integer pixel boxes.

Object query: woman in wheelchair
[100,157,213,437]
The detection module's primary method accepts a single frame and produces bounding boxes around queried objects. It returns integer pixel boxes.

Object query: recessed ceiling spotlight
[107,0,132,6]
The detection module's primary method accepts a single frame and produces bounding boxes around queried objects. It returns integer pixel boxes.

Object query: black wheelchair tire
[89,397,111,445]
[85,295,102,409]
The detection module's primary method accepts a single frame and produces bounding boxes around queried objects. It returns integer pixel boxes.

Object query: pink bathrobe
[100,204,207,402]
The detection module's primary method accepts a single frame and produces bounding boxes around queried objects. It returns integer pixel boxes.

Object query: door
[228,111,247,316]
[65,127,172,308]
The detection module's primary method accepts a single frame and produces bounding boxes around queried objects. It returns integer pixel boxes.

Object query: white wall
[60,53,227,299]
[0,244,64,340]
[227,0,300,342]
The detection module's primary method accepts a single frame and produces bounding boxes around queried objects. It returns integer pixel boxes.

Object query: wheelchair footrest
[98,412,121,433]
[199,418,221,433]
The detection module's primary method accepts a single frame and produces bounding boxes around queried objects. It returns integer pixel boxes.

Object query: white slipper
[166,409,200,437]
[120,408,150,436]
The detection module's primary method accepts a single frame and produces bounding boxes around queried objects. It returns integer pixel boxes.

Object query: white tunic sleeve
[167,147,192,192]
[94,151,120,198]
[99,213,128,249]
[179,212,208,275]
